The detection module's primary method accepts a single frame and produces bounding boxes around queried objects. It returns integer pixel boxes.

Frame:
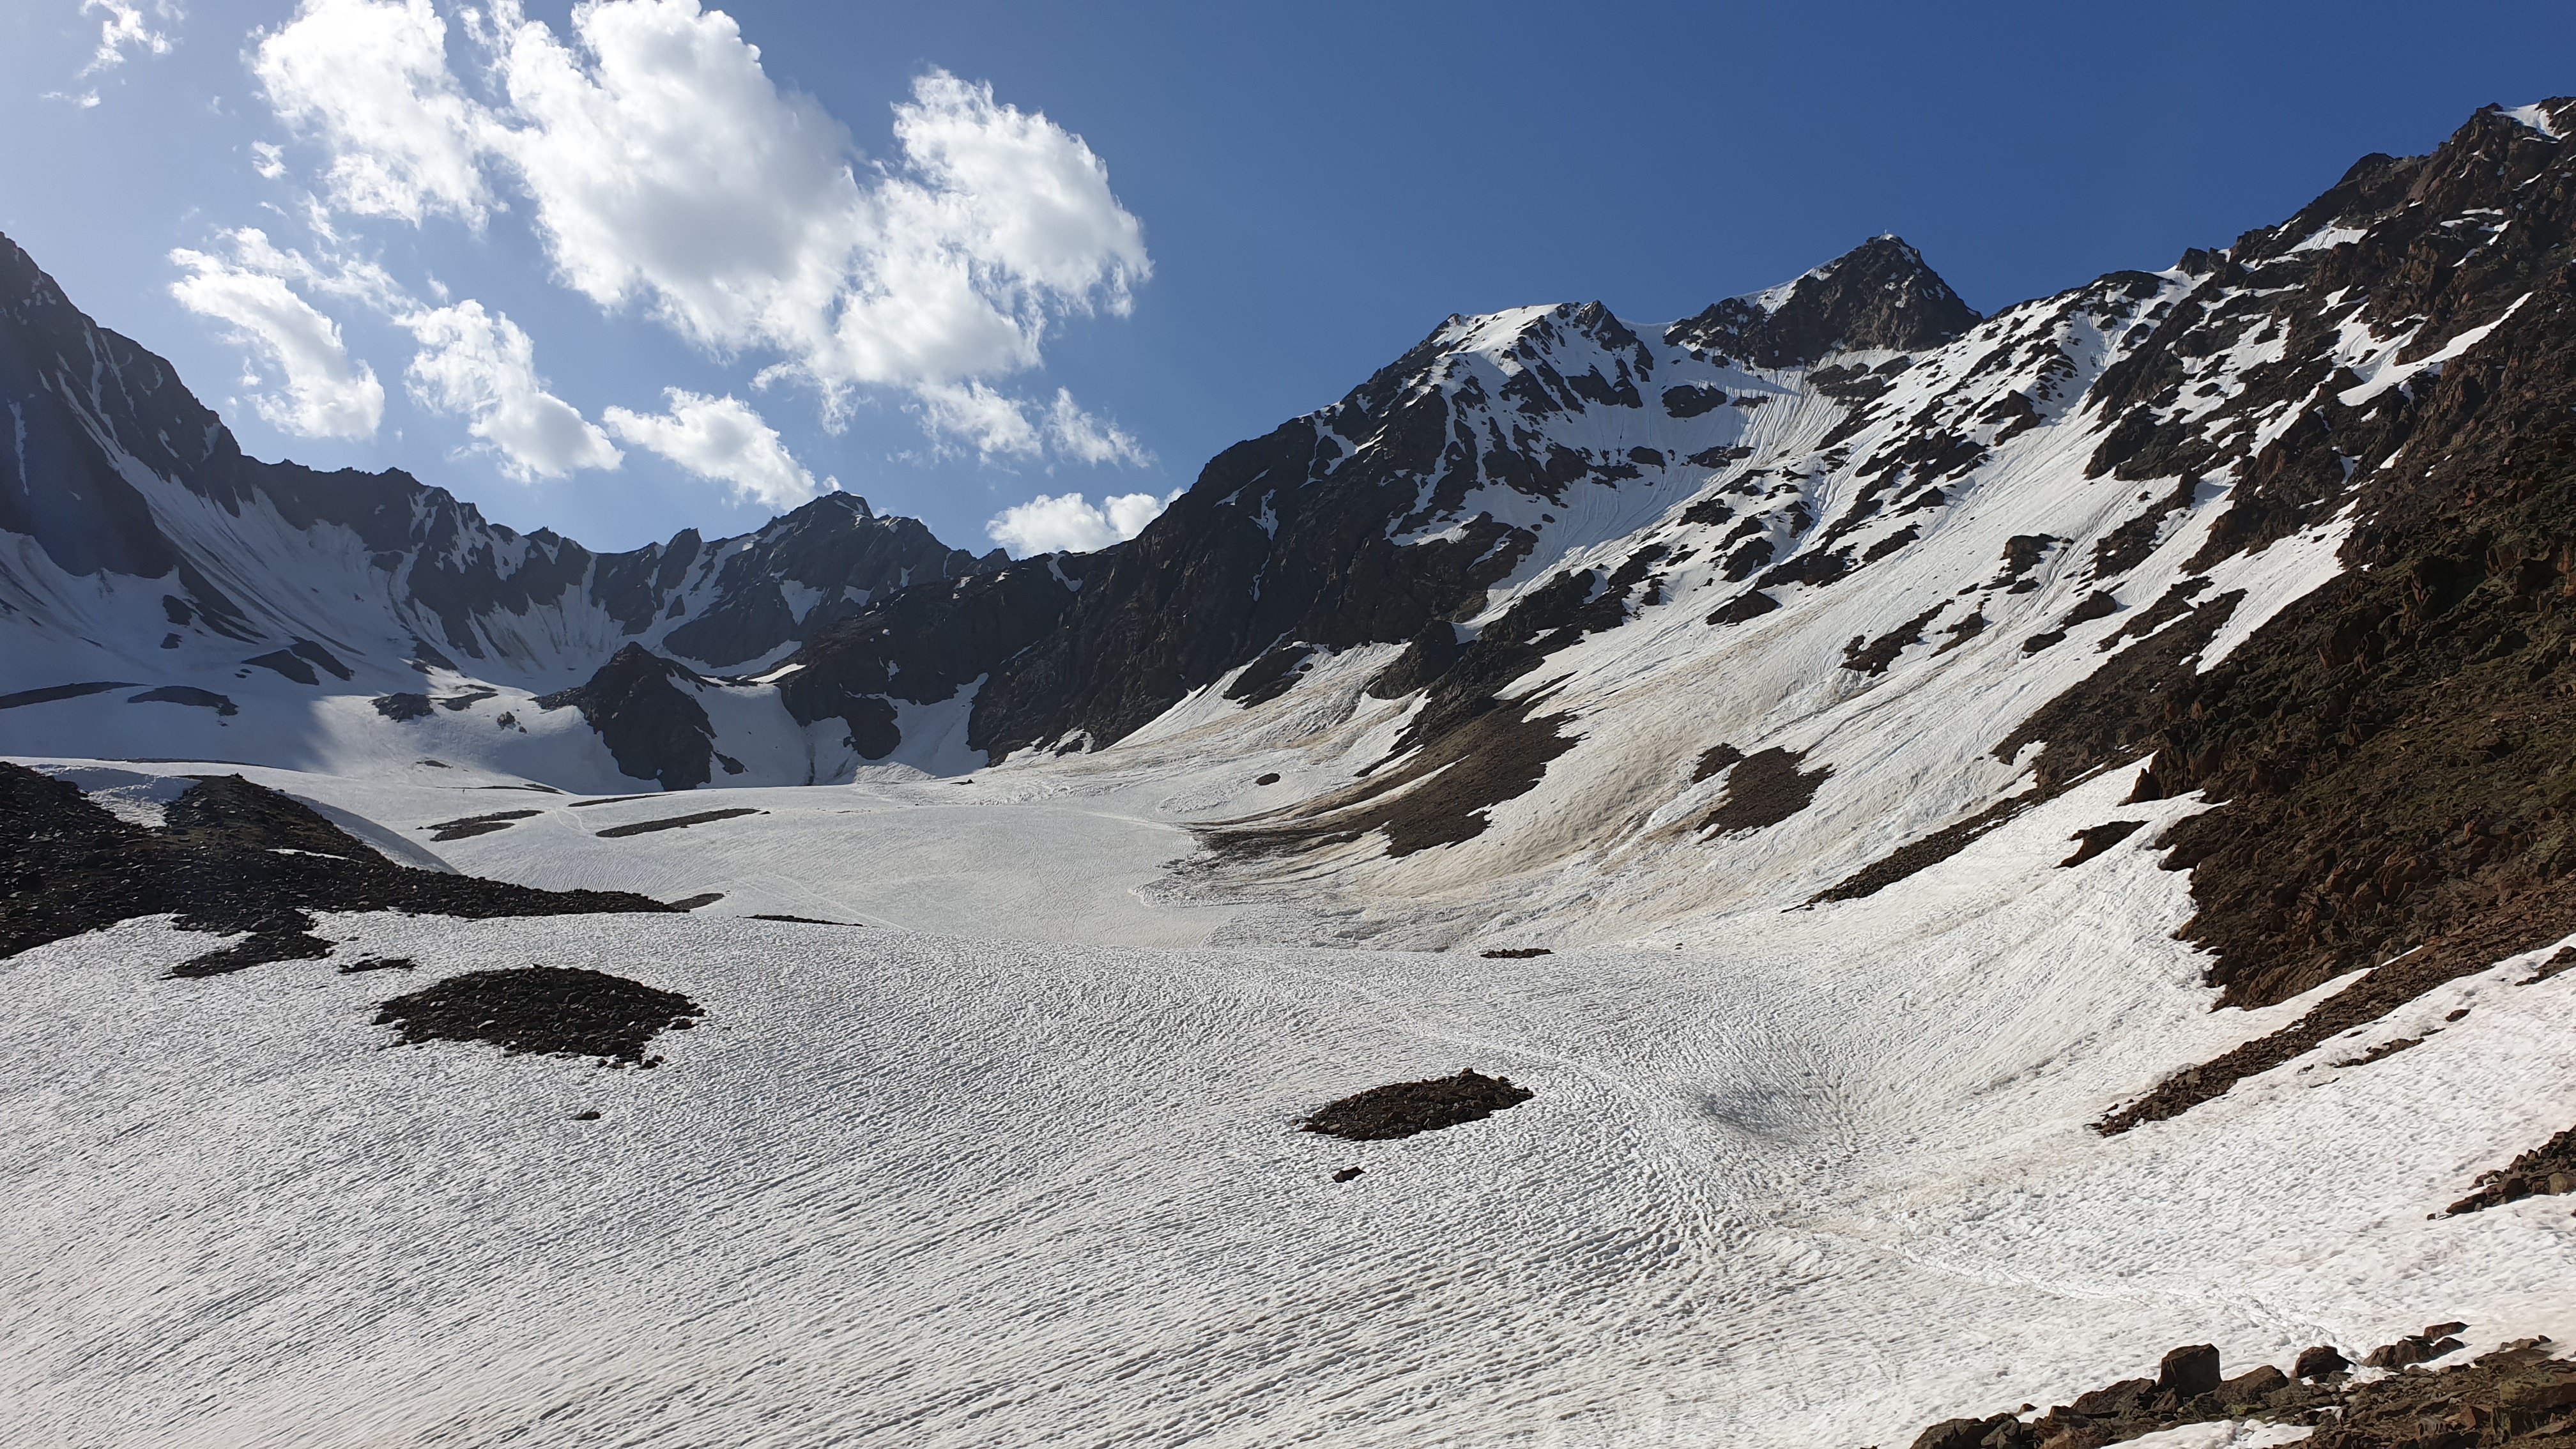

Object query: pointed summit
[1664,235,1979,369]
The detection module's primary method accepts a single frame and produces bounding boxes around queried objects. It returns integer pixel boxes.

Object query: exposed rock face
[640,493,996,668]
[0,233,201,583]
[1664,234,1981,369]
[1934,100,2576,1129]
[779,553,1103,760]
[535,645,717,791]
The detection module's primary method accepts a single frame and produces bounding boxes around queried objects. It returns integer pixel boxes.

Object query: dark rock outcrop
[536,645,716,791]
[2158,1344,2222,1399]
[779,554,1100,761]
[2444,1121,2576,1215]
[1301,1068,1535,1140]
[2058,820,2145,868]
[1701,747,1832,835]
[0,762,670,973]
[594,808,761,839]
[376,966,698,1064]
[2293,1346,2351,1380]
[647,493,1002,666]
[1664,236,1981,369]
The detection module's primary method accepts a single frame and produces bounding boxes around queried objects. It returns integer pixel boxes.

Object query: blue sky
[4,1,2572,556]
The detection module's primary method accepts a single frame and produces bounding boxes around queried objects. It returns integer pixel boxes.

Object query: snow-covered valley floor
[4,756,2573,1448]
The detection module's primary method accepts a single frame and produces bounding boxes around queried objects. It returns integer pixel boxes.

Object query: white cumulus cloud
[165,227,624,482]
[168,233,384,440]
[252,0,494,225]
[914,380,1043,459]
[251,0,1153,469]
[484,0,874,369]
[985,488,1172,557]
[602,389,820,510]
[402,301,622,481]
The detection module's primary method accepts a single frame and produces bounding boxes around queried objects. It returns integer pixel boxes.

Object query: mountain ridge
[6,102,2576,995]
[0,231,1007,689]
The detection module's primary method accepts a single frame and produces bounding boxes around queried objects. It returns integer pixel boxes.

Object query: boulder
[2216,1364,2289,1406]
[2292,1344,2350,1379]
[2066,1378,2153,1417]
[1907,1413,2024,1449]
[1908,1417,1993,1449]
[2157,1344,2221,1399]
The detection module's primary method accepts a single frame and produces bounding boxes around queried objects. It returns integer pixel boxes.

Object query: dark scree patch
[2058,819,2147,868]
[595,808,761,839]
[375,966,702,1063]
[423,809,541,841]
[1699,746,1832,835]
[1302,1068,1534,1141]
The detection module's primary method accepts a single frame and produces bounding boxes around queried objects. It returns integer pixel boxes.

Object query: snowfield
[3,755,2570,1448]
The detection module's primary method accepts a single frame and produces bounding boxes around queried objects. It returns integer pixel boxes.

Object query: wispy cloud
[79,0,177,77]
[167,230,384,440]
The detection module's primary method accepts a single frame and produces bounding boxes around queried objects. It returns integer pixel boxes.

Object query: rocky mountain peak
[2263,97,2573,257]
[808,491,876,520]
[1663,234,1980,370]
[2490,96,2572,141]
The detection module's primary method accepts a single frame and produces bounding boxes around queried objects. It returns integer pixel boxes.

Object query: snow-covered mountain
[770,98,2576,987]
[0,232,1003,701]
[8,99,2576,1448]
[13,95,2576,997]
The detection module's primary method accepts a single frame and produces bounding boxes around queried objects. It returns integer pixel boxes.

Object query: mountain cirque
[4,100,2576,1448]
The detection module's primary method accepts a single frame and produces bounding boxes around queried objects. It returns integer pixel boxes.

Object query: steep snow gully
[7,102,2576,1448]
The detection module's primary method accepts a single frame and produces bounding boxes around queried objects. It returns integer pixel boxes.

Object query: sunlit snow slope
[1,754,2572,1447]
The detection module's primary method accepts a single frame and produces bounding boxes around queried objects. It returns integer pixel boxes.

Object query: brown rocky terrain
[1897,1334,2576,1448]
[0,761,670,974]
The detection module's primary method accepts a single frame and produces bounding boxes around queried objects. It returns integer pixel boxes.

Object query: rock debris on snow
[1301,1069,1535,1141]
